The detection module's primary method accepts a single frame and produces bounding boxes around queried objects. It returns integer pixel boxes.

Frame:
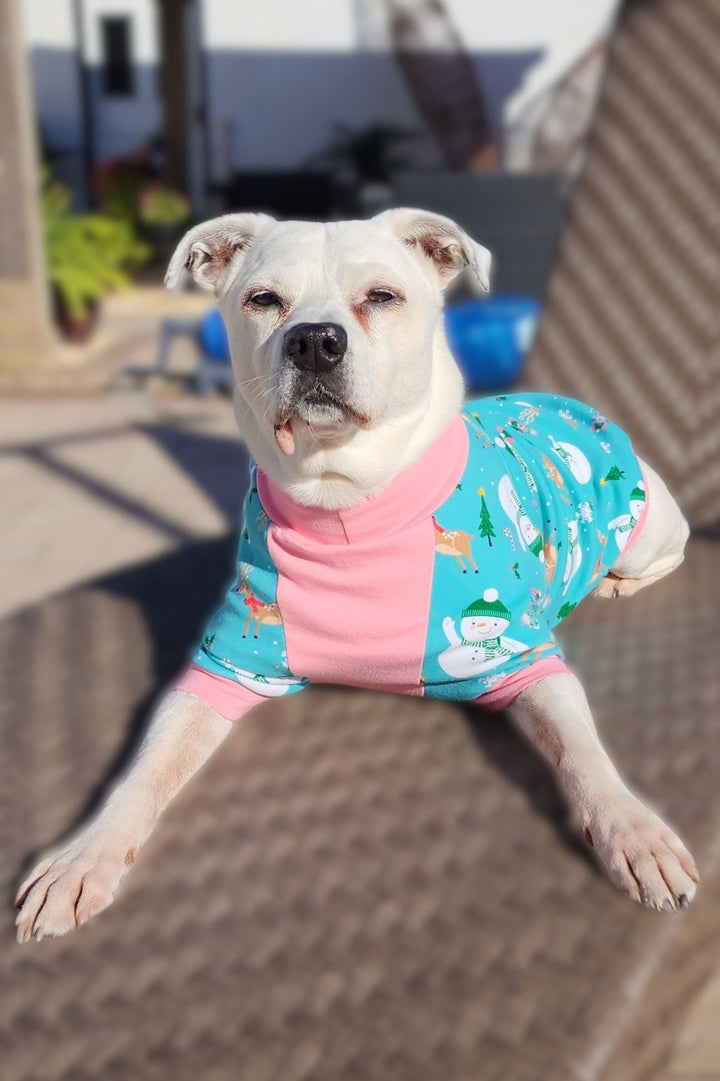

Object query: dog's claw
[583,792,698,914]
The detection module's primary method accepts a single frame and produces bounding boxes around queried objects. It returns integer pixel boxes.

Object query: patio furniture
[523,0,720,528]
[2,527,719,1081]
[387,170,571,301]
[155,308,233,394]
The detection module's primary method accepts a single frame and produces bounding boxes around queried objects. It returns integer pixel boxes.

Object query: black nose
[283,322,347,373]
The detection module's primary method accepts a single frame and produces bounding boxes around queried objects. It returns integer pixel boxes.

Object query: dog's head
[166,209,491,501]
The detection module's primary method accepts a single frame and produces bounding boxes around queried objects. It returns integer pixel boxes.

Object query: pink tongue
[274,419,295,456]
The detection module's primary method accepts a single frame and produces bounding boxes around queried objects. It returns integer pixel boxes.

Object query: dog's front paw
[15,833,134,943]
[584,793,699,912]
[593,573,634,599]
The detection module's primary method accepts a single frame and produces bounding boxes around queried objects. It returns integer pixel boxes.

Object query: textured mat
[1,531,719,1081]
[525,0,720,527]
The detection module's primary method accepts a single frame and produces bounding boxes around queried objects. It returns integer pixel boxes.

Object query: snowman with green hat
[439,588,528,679]
[607,479,646,551]
[498,474,545,560]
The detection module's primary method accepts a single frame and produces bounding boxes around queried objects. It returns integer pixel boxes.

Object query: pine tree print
[600,465,625,485]
[477,488,496,546]
[556,601,577,619]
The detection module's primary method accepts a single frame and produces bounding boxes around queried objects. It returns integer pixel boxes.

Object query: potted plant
[138,183,192,264]
[42,171,151,342]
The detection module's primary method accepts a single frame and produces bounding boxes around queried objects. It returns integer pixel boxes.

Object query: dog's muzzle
[283,322,348,373]
[274,322,363,458]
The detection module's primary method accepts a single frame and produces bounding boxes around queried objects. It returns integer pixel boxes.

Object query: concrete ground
[1,285,719,1079]
[0,282,246,620]
[0,395,246,620]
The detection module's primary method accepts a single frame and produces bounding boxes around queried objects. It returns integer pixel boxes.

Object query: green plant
[42,171,151,321]
[139,183,191,227]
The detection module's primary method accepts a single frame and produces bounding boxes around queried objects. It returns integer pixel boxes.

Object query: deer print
[542,527,558,584]
[541,454,573,505]
[520,640,558,665]
[433,516,478,574]
[236,567,282,638]
[588,550,611,587]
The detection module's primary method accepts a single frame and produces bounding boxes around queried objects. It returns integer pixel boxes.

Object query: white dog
[16,209,697,941]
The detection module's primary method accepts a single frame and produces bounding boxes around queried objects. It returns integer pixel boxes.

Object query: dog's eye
[366,289,397,304]
[248,291,282,308]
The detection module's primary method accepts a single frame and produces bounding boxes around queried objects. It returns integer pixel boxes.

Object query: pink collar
[256,414,469,545]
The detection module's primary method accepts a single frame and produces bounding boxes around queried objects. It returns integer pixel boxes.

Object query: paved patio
[0,395,246,619]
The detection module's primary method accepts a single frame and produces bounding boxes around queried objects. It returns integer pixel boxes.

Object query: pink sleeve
[175,664,269,721]
[473,657,572,711]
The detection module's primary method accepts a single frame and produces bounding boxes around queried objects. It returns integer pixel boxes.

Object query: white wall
[22,0,75,48]
[22,0,618,188]
[80,0,162,160]
[202,0,356,51]
[199,0,618,177]
[23,0,162,164]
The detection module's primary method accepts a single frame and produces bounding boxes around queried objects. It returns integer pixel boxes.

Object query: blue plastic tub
[199,308,230,362]
[444,296,541,391]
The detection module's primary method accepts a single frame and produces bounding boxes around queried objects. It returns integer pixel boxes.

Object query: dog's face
[167,210,491,467]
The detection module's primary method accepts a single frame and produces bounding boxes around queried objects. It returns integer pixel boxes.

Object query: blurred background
[3,2,720,1080]
[0,0,620,614]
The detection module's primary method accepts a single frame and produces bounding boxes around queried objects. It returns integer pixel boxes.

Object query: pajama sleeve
[177,465,308,713]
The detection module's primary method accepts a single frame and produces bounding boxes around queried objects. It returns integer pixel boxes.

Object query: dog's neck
[234,342,465,511]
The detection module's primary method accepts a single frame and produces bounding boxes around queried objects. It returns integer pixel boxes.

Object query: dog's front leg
[15,691,234,942]
[508,673,699,911]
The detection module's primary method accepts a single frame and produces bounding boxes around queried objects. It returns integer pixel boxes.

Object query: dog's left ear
[373,207,491,293]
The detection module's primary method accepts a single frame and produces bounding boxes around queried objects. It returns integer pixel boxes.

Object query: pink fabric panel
[267,518,434,693]
[175,664,269,721]
[473,657,571,711]
[256,414,469,695]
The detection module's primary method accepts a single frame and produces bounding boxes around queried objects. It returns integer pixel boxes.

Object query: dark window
[101,17,134,96]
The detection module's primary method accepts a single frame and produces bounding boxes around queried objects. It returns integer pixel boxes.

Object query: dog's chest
[264,515,435,693]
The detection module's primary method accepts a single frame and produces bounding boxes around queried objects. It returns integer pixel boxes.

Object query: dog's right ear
[165,212,275,294]
[373,207,491,293]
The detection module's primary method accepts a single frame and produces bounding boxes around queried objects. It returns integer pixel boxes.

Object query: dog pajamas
[177,393,648,719]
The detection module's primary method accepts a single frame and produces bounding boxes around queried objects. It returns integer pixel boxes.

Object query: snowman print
[607,481,646,551]
[217,657,295,697]
[548,436,592,484]
[561,519,583,596]
[498,474,545,560]
[439,588,528,679]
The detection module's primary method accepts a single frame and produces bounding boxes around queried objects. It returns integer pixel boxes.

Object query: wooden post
[157,0,191,192]
[0,0,54,371]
